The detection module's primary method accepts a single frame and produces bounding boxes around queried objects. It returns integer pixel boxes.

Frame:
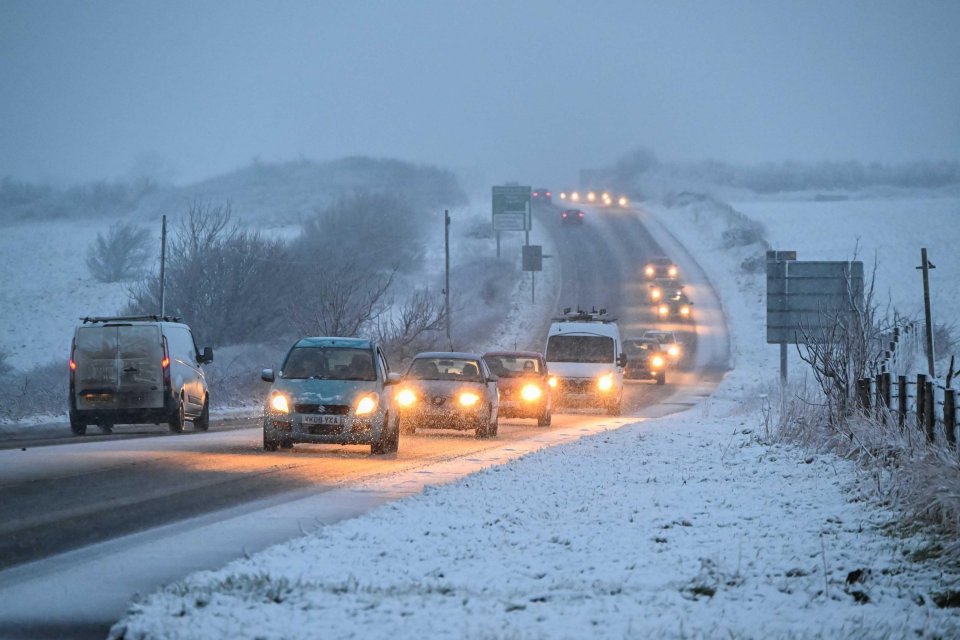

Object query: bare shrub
[86,221,152,282]
[721,215,766,248]
[126,201,289,346]
[0,361,66,421]
[376,288,447,367]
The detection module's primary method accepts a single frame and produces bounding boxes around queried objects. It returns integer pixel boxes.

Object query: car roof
[650,256,674,264]
[413,351,483,360]
[293,337,373,349]
[483,350,543,359]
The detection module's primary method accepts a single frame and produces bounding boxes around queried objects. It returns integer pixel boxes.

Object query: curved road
[0,203,729,639]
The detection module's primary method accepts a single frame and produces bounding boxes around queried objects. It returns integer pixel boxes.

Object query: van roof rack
[81,315,181,324]
[552,306,618,323]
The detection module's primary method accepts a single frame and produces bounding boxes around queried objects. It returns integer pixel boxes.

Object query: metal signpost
[766,251,864,383]
[492,185,532,258]
[522,244,542,303]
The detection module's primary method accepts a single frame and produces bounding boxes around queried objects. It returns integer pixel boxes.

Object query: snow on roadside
[110,193,960,639]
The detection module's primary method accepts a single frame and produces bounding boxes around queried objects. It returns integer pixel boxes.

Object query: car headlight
[668,345,680,357]
[618,196,628,206]
[658,304,669,316]
[668,266,678,277]
[571,192,580,201]
[597,374,614,392]
[396,388,417,407]
[459,391,480,407]
[548,376,557,388]
[355,394,378,416]
[587,191,596,202]
[560,192,567,199]
[270,393,290,414]
[520,383,542,402]
[650,288,661,300]
[680,306,690,316]
[644,266,655,277]
[651,355,665,368]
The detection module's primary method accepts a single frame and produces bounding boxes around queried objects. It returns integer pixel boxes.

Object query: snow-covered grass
[109,190,960,639]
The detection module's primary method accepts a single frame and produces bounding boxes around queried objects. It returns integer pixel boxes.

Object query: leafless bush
[86,221,152,282]
[933,322,958,362]
[0,361,66,421]
[721,215,766,248]
[376,288,447,366]
[127,201,289,346]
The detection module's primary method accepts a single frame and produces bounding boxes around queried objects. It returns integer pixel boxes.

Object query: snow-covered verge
[109,192,960,639]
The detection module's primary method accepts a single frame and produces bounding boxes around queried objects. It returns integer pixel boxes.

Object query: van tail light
[69,339,77,382]
[162,337,171,390]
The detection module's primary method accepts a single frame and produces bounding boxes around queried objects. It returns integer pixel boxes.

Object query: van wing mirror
[617,354,627,368]
[200,347,214,364]
[385,372,402,385]
[261,368,275,383]
[487,374,499,383]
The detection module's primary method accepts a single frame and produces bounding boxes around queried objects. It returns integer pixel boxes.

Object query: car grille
[557,379,594,394]
[294,404,350,415]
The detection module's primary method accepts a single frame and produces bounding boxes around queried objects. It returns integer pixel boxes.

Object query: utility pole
[444,210,451,348]
[159,214,167,317]
[917,247,936,377]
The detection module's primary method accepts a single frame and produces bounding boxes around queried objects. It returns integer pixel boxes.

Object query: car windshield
[407,357,483,382]
[281,347,376,381]
[483,355,542,377]
[546,335,614,363]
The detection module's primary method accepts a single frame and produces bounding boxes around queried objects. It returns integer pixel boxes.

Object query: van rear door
[75,325,164,410]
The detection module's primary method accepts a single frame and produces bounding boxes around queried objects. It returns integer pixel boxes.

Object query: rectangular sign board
[492,185,531,231]
[766,258,864,344]
[522,244,542,271]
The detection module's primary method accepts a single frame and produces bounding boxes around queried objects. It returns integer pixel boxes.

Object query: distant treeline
[0,156,467,224]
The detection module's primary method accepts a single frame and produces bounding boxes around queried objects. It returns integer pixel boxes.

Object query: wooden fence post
[898,375,908,429]
[881,372,892,410]
[944,389,956,448]
[924,381,936,442]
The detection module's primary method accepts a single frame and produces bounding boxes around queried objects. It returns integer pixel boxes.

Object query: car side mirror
[385,372,402,385]
[261,368,275,383]
[487,374,499,383]
[617,354,627,368]
[200,347,214,364]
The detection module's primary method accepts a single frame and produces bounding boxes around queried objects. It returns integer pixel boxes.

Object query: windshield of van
[545,335,614,363]
[281,347,376,381]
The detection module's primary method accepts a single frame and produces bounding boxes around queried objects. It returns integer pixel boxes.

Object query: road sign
[492,185,531,231]
[766,256,864,344]
[522,244,542,271]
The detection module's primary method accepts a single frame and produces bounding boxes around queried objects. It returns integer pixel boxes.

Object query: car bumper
[552,378,619,406]
[398,406,485,430]
[264,412,386,445]
[498,398,547,419]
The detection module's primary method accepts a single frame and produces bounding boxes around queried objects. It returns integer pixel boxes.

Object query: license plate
[302,415,343,426]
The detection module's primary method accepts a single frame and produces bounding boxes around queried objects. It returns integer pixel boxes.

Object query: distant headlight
[459,391,480,407]
[270,393,290,414]
[548,376,558,388]
[668,345,680,357]
[668,266,678,277]
[597,374,614,392]
[644,266,655,277]
[520,383,542,402]
[658,304,669,316]
[587,191,596,202]
[355,394,378,415]
[651,356,665,368]
[650,288,662,300]
[680,306,691,317]
[571,192,580,202]
[560,192,567,199]
[618,196,628,206]
[397,388,417,407]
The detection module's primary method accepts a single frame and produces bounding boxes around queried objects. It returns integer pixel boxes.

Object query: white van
[68,315,213,435]
[544,309,625,415]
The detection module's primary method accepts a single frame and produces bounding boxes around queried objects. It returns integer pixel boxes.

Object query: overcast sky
[1,0,958,187]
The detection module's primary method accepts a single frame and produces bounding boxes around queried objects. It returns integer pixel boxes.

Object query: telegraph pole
[444,210,451,348]
[159,214,167,317]
[917,248,936,377]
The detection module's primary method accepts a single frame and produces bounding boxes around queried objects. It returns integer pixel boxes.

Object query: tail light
[162,337,171,390]
[562,212,567,218]
[69,339,77,383]
[578,211,584,218]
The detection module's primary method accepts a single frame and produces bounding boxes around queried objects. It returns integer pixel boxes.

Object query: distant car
[561,208,585,225]
[260,337,401,454]
[647,279,683,304]
[396,352,499,438]
[69,315,214,435]
[532,188,552,204]
[622,338,667,384]
[483,350,552,426]
[641,330,683,365]
[644,256,679,280]
[656,291,694,321]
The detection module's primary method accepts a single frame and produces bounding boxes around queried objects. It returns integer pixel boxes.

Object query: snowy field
[109,192,960,639]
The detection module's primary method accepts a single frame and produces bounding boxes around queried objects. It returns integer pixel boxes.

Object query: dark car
[641,329,684,365]
[532,188,552,204]
[647,279,684,304]
[656,291,694,322]
[644,256,679,280]
[561,208,585,225]
[622,338,667,384]
[483,350,552,426]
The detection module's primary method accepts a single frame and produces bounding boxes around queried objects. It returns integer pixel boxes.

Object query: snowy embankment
[110,193,960,639]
